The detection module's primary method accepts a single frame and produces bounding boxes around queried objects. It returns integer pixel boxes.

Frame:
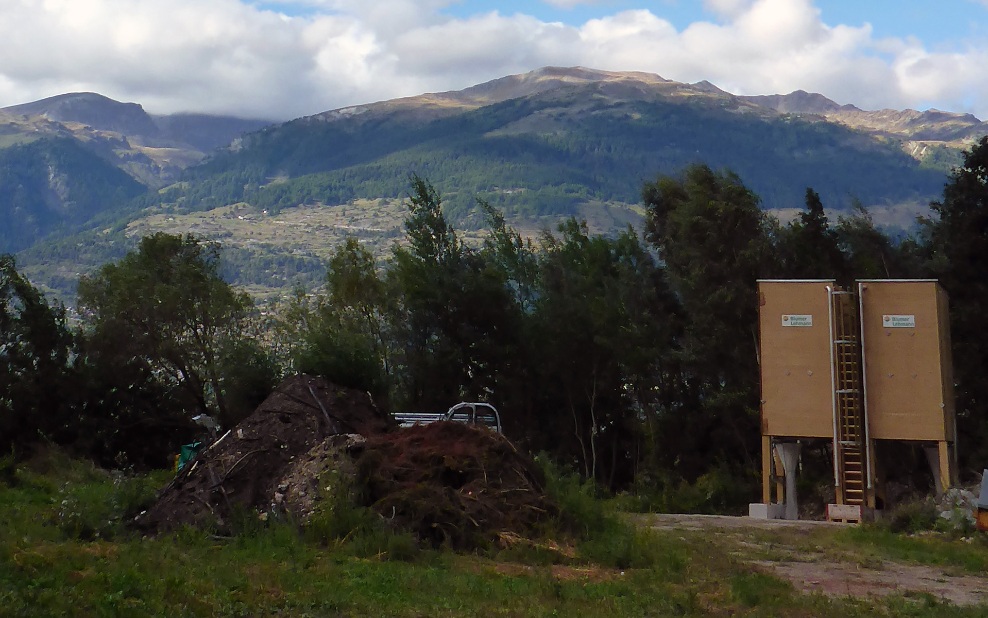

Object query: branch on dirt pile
[307,382,340,433]
[206,463,234,513]
[276,386,350,434]
[222,449,267,482]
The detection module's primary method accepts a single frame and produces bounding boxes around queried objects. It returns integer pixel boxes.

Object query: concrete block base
[748,503,787,519]
[827,503,877,524]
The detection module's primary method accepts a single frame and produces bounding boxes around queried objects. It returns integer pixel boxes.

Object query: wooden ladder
[831,290,866,506]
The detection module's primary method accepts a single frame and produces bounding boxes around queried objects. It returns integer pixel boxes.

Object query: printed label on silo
[882,314,916,328]
[781,314,813,327]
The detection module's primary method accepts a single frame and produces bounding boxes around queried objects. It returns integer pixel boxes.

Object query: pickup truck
[392,402,502,433]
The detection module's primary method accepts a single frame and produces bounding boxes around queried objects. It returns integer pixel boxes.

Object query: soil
[135,375,392,533]
[135,376,554,550]
[640,513,988,607]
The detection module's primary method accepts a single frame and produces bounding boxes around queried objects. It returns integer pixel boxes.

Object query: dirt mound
[277,433,365,523]
[137,379,554,549]
[355,421,556,549]
[136,375,392,533]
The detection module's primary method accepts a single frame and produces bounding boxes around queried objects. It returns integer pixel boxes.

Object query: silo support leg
[924,442,952,496]
[775,442,801,520]
[762,435,771,504]
[939,441,952,492]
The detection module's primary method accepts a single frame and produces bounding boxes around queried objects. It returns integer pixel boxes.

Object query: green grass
[2,452,987,617]
[836,525,988,574]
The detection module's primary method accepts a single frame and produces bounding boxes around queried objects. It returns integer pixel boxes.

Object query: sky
[2,0,988,121]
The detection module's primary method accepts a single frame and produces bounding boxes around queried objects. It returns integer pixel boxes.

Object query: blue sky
[445,1,986,48]
[2,0,988,120]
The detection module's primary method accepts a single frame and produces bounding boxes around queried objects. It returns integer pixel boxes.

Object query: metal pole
[858,282,873,491]
[827,285,840,488]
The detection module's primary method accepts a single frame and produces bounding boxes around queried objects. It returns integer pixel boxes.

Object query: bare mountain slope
[0,93,273,186]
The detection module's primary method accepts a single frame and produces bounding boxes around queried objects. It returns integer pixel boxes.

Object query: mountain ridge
[0,92,274,186]
[6,66,988,302]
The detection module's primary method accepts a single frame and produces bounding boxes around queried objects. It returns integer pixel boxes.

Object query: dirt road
[638,513,988,607]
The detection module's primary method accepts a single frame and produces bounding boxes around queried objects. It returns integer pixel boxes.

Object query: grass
[2,451,987,617]
[836,525,988,574]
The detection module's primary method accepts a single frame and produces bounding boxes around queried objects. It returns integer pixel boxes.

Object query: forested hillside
[0,138,145,253]
[169,82,948,221]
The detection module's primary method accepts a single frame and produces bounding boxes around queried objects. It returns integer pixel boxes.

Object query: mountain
[739,90,986,168]
[166,66,956,225]
[9,67,988,302]
[1,93,274,186]
[0,137,146,253]
[0,93,274,253]
[4,92,161,136]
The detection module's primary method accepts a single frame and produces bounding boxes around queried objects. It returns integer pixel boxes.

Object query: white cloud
[1,0,988,121]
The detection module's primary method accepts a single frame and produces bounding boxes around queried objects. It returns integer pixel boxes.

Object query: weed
[304,467,423,561]
[538,456,689,572]
[538,455,610,539]
[840,525,988,573]
[54,468,161,540]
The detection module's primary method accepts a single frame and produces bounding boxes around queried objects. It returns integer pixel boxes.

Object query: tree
[529,220,678,488]
[777,188,847,280]
[77,233,255,428]
[926,135,988,465]
[386,176,521,408]
[642,164,774,479]
[283,238,390,398]
[0,254,74,455]
[835,202,922,280]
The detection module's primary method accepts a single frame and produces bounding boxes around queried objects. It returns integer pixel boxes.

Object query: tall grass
[538,456,688,571]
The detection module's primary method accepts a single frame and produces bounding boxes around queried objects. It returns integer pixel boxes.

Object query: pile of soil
[277,433,365,523]
[137,375,556,550]
[355,421,556,549]
[135,375,392,533]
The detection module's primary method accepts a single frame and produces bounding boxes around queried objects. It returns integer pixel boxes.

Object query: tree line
[4,138,988,508]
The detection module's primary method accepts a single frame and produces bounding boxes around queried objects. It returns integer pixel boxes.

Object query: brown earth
[135,375,392,533]
[135,375,554,550]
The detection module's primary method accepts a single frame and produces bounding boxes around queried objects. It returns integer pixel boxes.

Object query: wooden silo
[754,279,957,520]
[857,280,957,491]
[758,280,835,439]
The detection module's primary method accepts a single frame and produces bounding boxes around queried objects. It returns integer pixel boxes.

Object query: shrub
[883,496,938,533]
[304,468,421,561]
[538,456,686,571]
[626,465,757,515]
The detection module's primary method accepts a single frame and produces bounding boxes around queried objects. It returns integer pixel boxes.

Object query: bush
[538,456,686,571]
[538,456,609,539]
[882,496,938,533]
[626,465,757,515]
[304,468,421,561]
[294,328,385,398]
